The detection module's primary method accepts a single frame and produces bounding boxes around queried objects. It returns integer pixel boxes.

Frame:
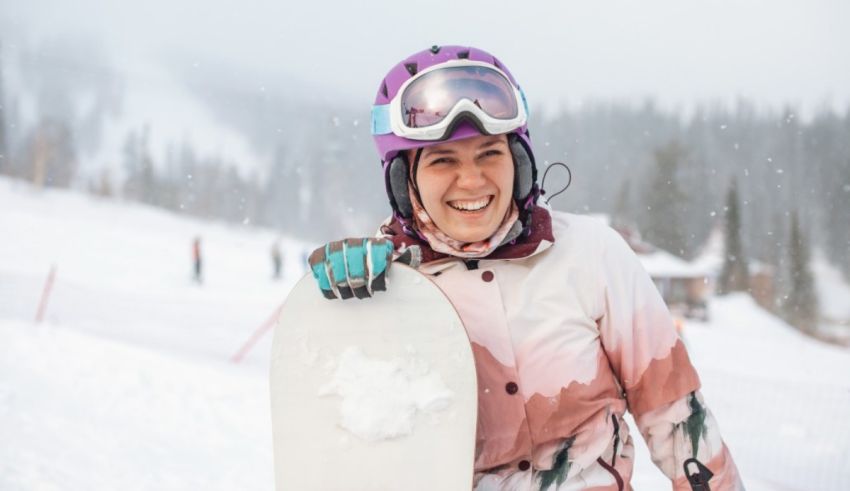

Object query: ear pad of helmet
[509,133,534,201]
[387,155,413,218]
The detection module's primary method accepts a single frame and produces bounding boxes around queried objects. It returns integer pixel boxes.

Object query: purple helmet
[373,45,532,163]
[373,45,539,222]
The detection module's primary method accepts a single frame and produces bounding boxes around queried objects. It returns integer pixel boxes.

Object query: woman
[309,45,743,490]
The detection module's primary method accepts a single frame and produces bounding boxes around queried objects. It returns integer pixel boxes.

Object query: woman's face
[411,134,515,243]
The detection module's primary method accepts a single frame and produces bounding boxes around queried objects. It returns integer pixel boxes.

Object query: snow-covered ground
[2,178,849,490]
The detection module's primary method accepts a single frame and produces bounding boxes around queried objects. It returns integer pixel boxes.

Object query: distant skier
[192,236,203,284]
[308,46,743,490]
[271,240,283,280]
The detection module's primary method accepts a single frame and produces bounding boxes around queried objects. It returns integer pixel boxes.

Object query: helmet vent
[430,45,441,54]
[380,81,388,98]
[404,62,418,76]
[457,50,470,59]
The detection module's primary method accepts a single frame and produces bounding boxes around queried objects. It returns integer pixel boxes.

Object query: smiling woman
[308,45,744,490]
[410,134,516,248]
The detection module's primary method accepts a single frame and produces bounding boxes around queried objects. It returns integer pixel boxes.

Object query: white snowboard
[270,264,478,491]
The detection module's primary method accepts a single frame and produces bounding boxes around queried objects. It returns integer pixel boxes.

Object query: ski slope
[1,178,849,490]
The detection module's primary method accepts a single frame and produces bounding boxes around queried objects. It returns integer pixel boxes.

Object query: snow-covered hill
[0,177,311,359]
[1,178,848,490]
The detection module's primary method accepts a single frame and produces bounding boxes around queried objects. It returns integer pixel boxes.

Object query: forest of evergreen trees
[534,101,849,275]
[1,41,848,310]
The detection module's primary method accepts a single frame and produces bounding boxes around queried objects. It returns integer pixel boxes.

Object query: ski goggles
[371,60,529,141]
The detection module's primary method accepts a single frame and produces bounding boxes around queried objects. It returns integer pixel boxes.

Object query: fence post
[230,302,284,363]
[35,264,57,324]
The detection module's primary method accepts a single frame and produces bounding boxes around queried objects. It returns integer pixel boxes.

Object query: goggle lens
[400,65,518,129]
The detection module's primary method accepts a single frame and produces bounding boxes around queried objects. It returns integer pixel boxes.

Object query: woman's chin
[442,223,497,244]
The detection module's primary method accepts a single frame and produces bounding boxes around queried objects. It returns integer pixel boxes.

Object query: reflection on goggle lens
[400,66,518,129]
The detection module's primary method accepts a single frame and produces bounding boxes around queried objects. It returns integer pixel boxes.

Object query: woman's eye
[429,158,452,166]
[481,149,503,158]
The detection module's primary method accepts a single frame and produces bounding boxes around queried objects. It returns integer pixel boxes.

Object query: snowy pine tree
[784,210,819,333]
[718,178,749,294]
[642,140,688,257]
[122,129,156,203]
[612,179,632,227]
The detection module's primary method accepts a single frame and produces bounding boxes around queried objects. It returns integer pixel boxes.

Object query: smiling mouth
[447,196,493,212]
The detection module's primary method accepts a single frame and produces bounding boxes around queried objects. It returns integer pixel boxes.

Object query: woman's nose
[455,163,487,189]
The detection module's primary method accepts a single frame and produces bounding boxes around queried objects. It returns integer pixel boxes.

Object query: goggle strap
[371,104,392,135]
[519,87,530,117]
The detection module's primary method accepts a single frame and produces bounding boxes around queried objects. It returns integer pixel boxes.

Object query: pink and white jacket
[382,207,744,490]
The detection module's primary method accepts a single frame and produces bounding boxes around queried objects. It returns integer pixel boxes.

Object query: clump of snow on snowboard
[318,346,454,442]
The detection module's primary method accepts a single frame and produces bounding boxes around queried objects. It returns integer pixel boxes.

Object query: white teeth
[448,197,491,211]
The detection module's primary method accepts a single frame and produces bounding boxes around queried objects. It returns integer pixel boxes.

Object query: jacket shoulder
[548,210,624,247]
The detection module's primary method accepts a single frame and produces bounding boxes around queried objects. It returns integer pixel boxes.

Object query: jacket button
[505,382,518,395]
[518,460,531,471]
[481,271,494,282]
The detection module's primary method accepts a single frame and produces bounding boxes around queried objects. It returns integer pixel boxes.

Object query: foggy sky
[2,0,849,117]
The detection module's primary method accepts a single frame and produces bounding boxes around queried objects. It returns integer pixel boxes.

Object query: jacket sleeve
[595,227,744,490]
